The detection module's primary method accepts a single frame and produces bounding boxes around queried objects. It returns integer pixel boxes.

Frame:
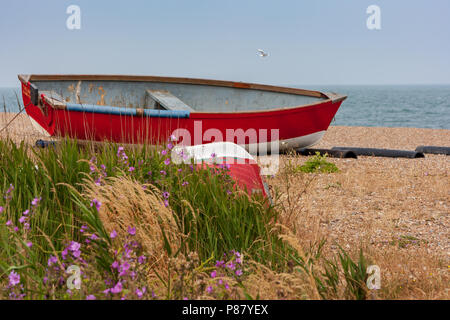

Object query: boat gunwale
[18,74,347,115]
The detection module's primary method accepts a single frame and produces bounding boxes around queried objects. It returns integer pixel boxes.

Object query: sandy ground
[266,126,449,298]
[270,126,449,256]
[0,112,46,144]
[1,112,449,297]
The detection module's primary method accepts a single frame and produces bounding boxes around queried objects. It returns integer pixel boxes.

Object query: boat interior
[22,76,328,113]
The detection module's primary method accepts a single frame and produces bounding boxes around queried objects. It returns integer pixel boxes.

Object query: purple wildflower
[0,206,3,213]
[235,269,243,276]
[48,255,58,267]
[119,262,130,276]
[117,147,125,159]
[90,199,102,212]
[86,295,96,300]
[128,226,136,236]
[136,287,146,298]
[110,282,123,294]
[211,270,217,278]
[182,181,189,186]
[226,262,236,270]
[8,271,20,287]
[23,209,29,216]
[138,255,146,264]
[111,261,119,269]
[26,241,33,248]
[90,234,99,240]
[117,147,128,162]
[164,158,171,165]
[161,149,167,156]
[110,230,117,239]
[160,170,166,176]
[167,142,174,150]
[215,260,225,268]
[164,200,169,207]
[128,166,135,172]
[69,241,81,252]
[32,197,41,206]
[19,216,27,224]
[6,184,14,194]
[61,248,68,260]
[206,286,213,293]
[162,191,170,199]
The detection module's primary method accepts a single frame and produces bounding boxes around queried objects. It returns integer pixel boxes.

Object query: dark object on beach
[295,148,358,159]
[35,139,56,148]
[332,147,425,158]
[415,146,450,156]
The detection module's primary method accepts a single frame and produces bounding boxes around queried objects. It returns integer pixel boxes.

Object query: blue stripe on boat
[65,103,190,118]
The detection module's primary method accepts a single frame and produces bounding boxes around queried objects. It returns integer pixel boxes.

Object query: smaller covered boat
[173,142,271,200]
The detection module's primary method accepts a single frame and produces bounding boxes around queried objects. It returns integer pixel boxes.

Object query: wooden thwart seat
[146,89,195,112]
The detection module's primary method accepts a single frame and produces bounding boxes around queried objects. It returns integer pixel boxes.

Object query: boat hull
[19,76,344,152]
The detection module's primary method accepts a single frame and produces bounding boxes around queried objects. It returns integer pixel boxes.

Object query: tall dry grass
[82,176,183,278]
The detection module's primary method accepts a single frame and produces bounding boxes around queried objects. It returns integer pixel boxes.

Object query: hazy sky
[1,0,449,87]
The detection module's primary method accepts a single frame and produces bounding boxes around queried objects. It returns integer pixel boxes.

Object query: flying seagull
[257,49,268,57]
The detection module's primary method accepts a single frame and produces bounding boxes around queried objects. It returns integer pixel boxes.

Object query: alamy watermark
[367,5,381,30]
[66,265,81,290]
[66,5,81,30]
[366,265,381,290]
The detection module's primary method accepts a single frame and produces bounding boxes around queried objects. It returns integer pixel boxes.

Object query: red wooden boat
[18,74,346,152]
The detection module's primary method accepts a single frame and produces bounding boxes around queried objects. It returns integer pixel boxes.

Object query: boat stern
[18,74,56,136]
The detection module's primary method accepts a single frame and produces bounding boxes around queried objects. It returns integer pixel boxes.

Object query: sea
[1,85,449,129]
